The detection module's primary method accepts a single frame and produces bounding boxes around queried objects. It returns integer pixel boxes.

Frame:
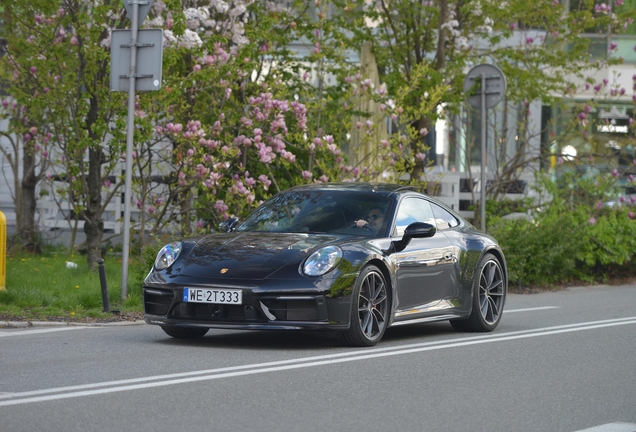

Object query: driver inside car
[355,207,385,231]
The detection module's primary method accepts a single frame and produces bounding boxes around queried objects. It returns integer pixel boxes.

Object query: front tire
[342,265,389,347]
[450,253,505,332]
[161,326,209,339]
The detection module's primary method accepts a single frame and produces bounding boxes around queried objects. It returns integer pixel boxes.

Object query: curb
[0,320,146,328]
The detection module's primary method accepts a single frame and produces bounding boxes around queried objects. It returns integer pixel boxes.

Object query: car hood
[179,232,339,280]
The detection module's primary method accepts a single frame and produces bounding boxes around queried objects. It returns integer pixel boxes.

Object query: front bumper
[143,285,352,331]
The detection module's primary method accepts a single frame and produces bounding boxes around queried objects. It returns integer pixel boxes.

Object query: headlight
[154,242,182,270]
[302,246,342,276]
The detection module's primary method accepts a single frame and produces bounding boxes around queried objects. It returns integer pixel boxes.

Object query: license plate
[183,288,242,305]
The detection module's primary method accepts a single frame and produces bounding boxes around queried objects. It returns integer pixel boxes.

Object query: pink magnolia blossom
[258,174,271,189]
[214,200,228,213]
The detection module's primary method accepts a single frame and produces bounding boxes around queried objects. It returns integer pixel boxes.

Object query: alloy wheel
[478,259,504,325]
[357,269,389,340]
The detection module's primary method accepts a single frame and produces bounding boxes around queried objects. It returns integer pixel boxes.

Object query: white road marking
[0,305,558,337]
[575,422,636,432]
[0,327,96,337]
[0,316,635,407]
[504,306,560,313]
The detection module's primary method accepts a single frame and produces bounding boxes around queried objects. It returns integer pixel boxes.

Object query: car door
[391,197,457,320]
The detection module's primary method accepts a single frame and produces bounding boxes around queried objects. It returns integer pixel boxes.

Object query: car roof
[286,182,418,196]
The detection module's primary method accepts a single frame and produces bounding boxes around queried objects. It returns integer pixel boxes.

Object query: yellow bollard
[0,211,5,290]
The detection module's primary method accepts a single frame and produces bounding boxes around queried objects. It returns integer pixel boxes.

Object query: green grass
[0,249,147,321]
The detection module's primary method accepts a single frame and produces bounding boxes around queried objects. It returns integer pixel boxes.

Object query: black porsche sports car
[144,183,507,346]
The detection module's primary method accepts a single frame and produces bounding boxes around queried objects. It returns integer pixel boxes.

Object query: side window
[393,197,435,236]
[431,202,459,230]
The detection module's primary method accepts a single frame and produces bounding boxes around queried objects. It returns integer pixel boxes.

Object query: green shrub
[489,172,636,287]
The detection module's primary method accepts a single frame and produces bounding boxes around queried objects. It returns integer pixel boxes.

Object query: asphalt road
[1,284,636,432]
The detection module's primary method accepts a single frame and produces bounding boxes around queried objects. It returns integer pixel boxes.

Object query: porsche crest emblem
[220,268,229,274]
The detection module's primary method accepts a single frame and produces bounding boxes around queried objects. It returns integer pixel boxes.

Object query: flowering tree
[0,101,52,247]
[326,0,636,192]
[0,0,404,264]
[0,0,131,264]
[121,0,402,247]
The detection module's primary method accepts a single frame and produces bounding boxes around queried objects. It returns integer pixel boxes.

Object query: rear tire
[342,265,389,347]
[450,253,505,332]
[161,326,209,339]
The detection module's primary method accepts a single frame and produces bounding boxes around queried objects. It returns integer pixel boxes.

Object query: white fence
[422,171,534,220]
[24,172,533,236]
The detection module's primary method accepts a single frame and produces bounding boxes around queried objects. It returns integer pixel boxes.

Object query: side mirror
[219,217,239,233]
[393,222,436,252]
[404,222,436,240]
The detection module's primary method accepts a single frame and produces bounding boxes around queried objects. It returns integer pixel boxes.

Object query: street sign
[463,64,506,109]
[110,29,163,92]
[462,63,506,233]
[123,0,154,28]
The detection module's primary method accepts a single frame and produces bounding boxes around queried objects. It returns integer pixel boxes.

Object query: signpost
[463,64,506,232]
[110,0,162,298]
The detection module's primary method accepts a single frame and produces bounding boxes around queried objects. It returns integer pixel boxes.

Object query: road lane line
[1,316,635,407]
[0,327,96,337]
[575,422,636,432]
[504,306,560,313]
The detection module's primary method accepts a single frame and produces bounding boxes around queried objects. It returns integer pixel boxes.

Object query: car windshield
[236,189,392,237]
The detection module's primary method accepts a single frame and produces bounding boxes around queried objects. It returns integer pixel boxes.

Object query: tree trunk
[82,146,104,270]
[409,117,431,183]
[180,190,192,237]
[19,147,38,245]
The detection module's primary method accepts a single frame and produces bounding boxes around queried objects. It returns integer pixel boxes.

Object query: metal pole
[121,1,139,299]
[97,258,111,312]
[480,74,487,233]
